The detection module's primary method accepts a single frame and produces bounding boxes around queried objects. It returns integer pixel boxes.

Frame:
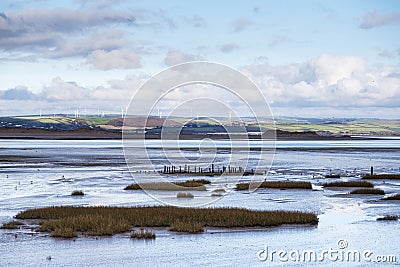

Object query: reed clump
[188,179,211,185]
[325,174,340,178]
[177,192,194,198]
[350,188,385,195]
[51,227,77,238]
[131,228,156,239]
[15,206,318,237]
[71,190,84,196]
[236,181,312,190]
[124,184,141,190]
[382,193,400,200]
[170,221,204,233]
[0,220,23,229]
[39,214,131,237]
[124,180,207,191]
[363,174,400,180]
[377,215,398,221]
[322,181,374,188]
[175,180,209,187]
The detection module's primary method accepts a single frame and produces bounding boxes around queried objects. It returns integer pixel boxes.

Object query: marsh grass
[124,184,141,190]
[377,215,399,221]
[124,180,208,191]
[325,174,340,178]
[0,220,23,229]
[350,188,385,195]
[170,221,204,233]
[236,181,312,190]
[71,190,84,196]
[131,228,156,239]
[177,192,194,198]
[15,206,318,237]
[39,214,131,237]
[189,179,211,185]
[382,193,400,200]
[322,181,374,188]
[51,227,77,238]
[363,174,400,180]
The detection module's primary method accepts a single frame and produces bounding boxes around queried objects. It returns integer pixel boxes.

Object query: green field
[1,115,399,135]
[83,117,113,125]
[274,120,399,134]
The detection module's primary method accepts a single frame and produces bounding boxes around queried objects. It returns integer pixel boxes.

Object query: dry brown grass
[13,206,318,237]
[350,188,385,195]
[0,220,23,229]
[176,192,194,198]
[71,190,84,196]
[170,221,204,233]
[377,215,398,221]
[381,193,400,200]
[124,179,209,191]
[363,174,400,180]
[236,181,312,190]
[322,181,374,188]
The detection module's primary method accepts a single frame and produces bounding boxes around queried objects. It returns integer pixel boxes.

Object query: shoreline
[1,127,395,140]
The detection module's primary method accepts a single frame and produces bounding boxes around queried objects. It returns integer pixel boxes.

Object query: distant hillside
[108,117,181,128]
[0,116,91,130]
[0,115,399,137]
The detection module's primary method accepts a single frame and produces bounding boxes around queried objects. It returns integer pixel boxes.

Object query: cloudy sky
[0,0,399,118]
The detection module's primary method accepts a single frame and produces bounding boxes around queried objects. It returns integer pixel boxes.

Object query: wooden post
[370,166,374,175]
[212,164,214,173]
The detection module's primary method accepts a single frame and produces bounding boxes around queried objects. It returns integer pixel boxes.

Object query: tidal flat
[1,139,400,266]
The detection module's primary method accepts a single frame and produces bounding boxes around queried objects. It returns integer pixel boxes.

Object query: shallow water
[0,139,399,266]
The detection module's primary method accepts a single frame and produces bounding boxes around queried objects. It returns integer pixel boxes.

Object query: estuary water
[0,138,399,266]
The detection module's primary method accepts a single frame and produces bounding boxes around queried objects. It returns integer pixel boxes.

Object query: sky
[0,0,399,118]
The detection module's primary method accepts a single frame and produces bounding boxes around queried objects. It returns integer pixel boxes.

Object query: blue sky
[0,0,399,118]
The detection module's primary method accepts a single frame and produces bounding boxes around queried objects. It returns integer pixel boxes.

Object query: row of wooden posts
[162,164,245,174]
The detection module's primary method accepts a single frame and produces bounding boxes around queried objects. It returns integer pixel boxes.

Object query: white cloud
[91,75,144,100]
[0,85,38,100]
[307,54,367,87]
[0,7,135,52]
[45,29,131,59]
[1,54,399,118]
[42,77,88,101]
[241,54,400,109]
[87,49,141,70]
